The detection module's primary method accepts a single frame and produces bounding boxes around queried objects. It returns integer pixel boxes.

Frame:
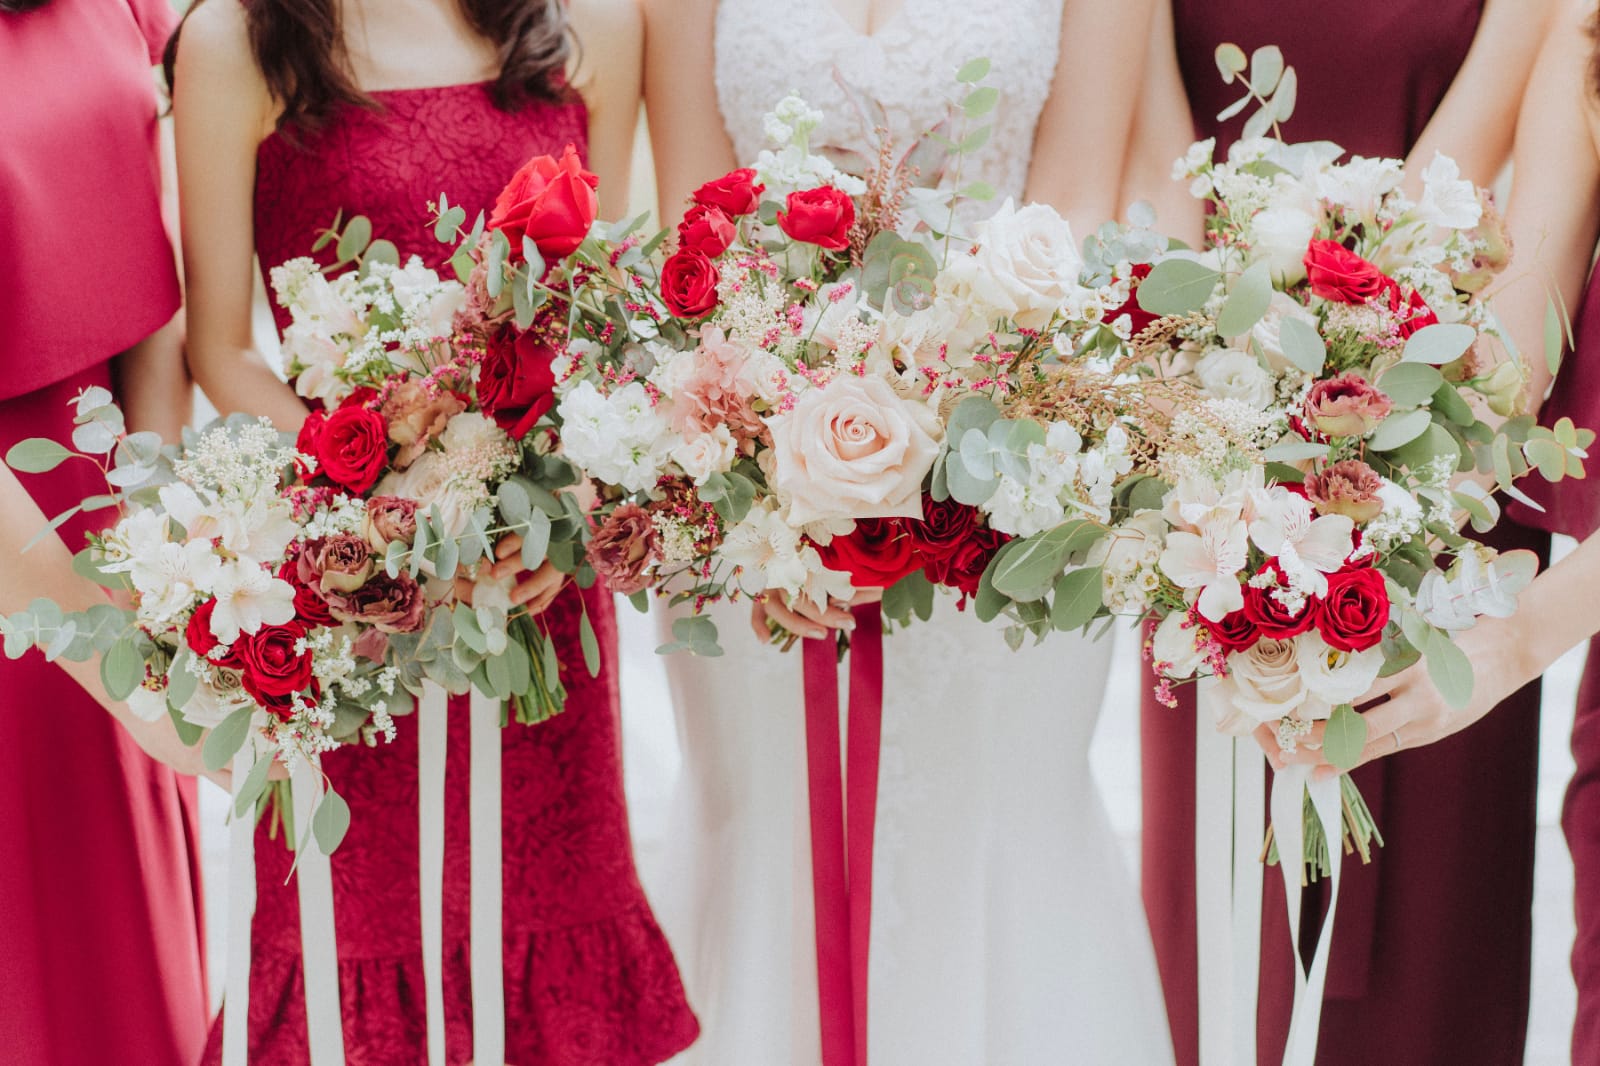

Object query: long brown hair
[0,0,53,11]
[163,0,572,133]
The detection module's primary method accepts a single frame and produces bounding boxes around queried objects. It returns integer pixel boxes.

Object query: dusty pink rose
[1304,460,1385,524]
[1303,372,1393,439]
[352,627,390,662]
[323,572,427,634]
[767,375,941,524]
[297,534,375,594]
[363,496,419,551]
[381,380,467,469]
[588,503,659,595]
[671,327,765,445]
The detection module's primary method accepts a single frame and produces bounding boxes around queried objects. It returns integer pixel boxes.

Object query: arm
[641,0,737,229]
[171,0,306,431]
[569,0,644,219]
[1024,0,1161,237]
[1112,0,1205,248]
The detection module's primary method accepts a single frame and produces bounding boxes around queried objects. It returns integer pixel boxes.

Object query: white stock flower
[1415,153,1482,230]
[557,380,673,494]
[208,562,297,644]
[1195,349,1276,410]
[966,199,1086,328]
[1247,207,1318,283]
[389,257,467,337]
[1316,156,1403,222]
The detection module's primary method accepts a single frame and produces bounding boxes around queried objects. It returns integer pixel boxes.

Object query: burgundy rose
[1303,372,1393,439]
[487,144,600,261]
[478,325,558,440]
[777,186,855,252]
[1204,609,1260,653]
[323,572,427,634]
[815,518,920,589]
[364,496,419,551]
[1316,565,1390,652]
[237,621,314,708]
[587,503,660,595]
[1304,459,1385,524]
[380,380,466,469]
[660,250,721,319]
[692,168,765,216]
[904,497,1009,600]
[298,534,375,595]
[1242,565,1317,639]
[1304,240,1392,305]
[677,204,737,257]
[316,405,389,493]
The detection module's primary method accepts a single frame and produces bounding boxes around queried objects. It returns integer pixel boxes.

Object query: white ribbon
[221,747,258,1066]
[1269,765,1344,1066]
[470,690,505,1065]
[419,685,449,1066]
[1194,679,1263,1066]
[291,761,347,1066]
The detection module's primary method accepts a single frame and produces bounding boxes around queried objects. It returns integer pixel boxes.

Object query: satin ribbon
[469,690,506,1065]
[1270,765,1344,1066]
[801,602,883,1066]
[291,761,347,1066]
[221,747,258,1066]
[418,685,449,1066]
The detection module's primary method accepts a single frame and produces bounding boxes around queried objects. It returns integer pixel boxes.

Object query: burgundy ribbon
[801,602,884,1066]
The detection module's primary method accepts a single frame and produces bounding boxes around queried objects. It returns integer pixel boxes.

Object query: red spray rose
[1304,240,1392,305]
[905,497,1008,601]
[237,621,314,706]
[677,203,737,257]
[316,405,389,493]
[1204,609,1260,653]
[1389,284,1439,338]
[1242,564,1317,640]
[477,325,558,440]
[692,168,764,216]
[186,598,242,667]
[1111,262,1159,338]
[488,144,599,261]
[1316,565,1390,652]
[815,518,921,589]
[660,250,721,318]
[278,559,335,628]
[777,186,855,252]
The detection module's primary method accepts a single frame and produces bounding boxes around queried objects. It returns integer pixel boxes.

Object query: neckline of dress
[364,78,496,98]
[815,0,914,41]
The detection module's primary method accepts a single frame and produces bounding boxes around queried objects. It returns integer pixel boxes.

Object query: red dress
[1150,5,1547,1065]
[0,3,209,1064]
[197,83,700,1066]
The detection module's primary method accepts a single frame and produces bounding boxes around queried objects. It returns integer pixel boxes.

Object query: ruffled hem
[199,902,699,1066]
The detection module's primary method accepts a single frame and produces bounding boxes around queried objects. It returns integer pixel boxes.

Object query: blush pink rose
[767,375,941,525]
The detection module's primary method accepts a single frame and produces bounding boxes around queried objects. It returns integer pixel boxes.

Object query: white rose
[1195,349,1276,410]
[1151,612,1204,679]
[967,199,1085,328]
[1298,633,1384,707]
[670,424,739,484]
[1248,207,1318,283]
[1213,638,1311,724]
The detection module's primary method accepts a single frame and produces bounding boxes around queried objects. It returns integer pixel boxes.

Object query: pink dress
[198,83,700,1065]
[0,3,209,1064]
[1148,5,1547,1065]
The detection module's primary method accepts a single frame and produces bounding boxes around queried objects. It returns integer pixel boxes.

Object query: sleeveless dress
[1150,6,1547,1066]
[644,3,1174,1063]
[0,2,209,1063]
[198,83,700,1066]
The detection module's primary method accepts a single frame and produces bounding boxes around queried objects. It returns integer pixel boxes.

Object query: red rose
[281,557,336,628]
[1316,565,1390,652]
[660,250,721,318]
[677,203,737,258]
[1388,283,1439,338]
[1113,263,1160,338]
[488,144,600,262]
[815,518,921,589]
[1242,565,1317,639]
[295,411,329,478]
[904,497,1008,601]
[186,598,242,667]
[237,621,314,709]
[1304,240,1391,305]
[777,186,855,252]
[692,168,764,216]
[1204,609,1260,653]
[316,405,389,493]
[478,325,558,439]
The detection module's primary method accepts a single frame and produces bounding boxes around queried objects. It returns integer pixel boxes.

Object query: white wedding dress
[646,2,1174,1063]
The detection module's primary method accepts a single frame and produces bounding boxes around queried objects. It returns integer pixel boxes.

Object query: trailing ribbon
[221,747,258,1066]
[418,686,449,1066]
[1269,765,1344,1066]
[291,761,347,1066]
[469,690,506,1065]
[801,602,883,1066]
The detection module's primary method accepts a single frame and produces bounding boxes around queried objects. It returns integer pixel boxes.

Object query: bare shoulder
[568,0,643,96]
[173,0,275,131]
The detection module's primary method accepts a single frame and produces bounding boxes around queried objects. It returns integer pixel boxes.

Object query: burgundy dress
[197,85,700,1065]
[0,2,209,1064]
[1149,5,1548,1065]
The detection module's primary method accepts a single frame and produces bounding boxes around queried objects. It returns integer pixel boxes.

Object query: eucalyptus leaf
[1262,439,1330,463]
[1136,258,1221,316]
[101,633,145,701]
[1401,323,1476,365]
[1322,703,1368,771]
[991,521,1100,600]
[1277,316,1327,376]
[1377,363,1444,408]
[6,438,74,474]
[202,706,253,773]
[337,215,373,262]
[1545,298,1566,377]
[1366,408,1433,452]
[233,754,274,818]
[1050,566,1105,632]
[1216,260,1273,337]
[1214,42,1248,82]
[579,608,601,678]
[1422,628,1475,710]
[520,510,552,570]
[956,56,991,83]
[312,787,352,854]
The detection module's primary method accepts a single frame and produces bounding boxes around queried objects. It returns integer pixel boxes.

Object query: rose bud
[1304,459,1385,525]
[1303,240,1392,305]
[587,503,660,596]
[1303,372,1393,439]
[299,534,376,594]
[1479,360,1528,418]
[777,186,856,252]
[364,496,420,552]
[692,167,765,216]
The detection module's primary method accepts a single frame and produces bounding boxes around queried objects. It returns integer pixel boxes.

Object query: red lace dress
[198,83,700,1066]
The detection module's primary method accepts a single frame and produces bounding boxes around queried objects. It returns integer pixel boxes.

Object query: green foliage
[656,614,723,657]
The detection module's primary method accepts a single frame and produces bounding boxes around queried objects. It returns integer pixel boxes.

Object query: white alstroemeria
[1315,156,1403,223]
[216,497,300,567]
[208,561,297,645]
[1247,488,1354,597]
[100,507,173,573]
[1159,513,1249,622]
[157,483,220,543]
[1414,153,1482,230]
[1150,611,1205,678]
[1298,632,1385,705]
[720,501,854,607]
[1161,464,1263,533]
[129,540,224,624]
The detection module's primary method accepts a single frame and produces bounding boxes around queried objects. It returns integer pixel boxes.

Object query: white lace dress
[647,2,1175,1062]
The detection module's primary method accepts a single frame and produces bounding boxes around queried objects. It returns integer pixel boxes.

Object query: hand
[750,590,862,642]
[1258,613,1538,780]
[119,714,288,791]
[452,534,567,616]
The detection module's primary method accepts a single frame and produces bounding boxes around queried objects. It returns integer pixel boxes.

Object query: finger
[750,600,773,642]
[525,578,565,616]
[453,576,476,606]
[510,566,564,608]
[849,588,885,606]
[765,599,828,640]
[202,768,233,790]
[1253,724,1285,771]
[495,534,524,561]
[790,595,854,630]
[1358,665,1415,705]
[1276,721,1330,765]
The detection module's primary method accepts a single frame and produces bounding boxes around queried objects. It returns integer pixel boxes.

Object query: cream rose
[670,424,739,484]
[767,375,940,525]
[1213,637,1311,724]
[966,199,1084,329]
[374,452,475,539]
[1195,349,1276,410]
[1248,206,1319,284]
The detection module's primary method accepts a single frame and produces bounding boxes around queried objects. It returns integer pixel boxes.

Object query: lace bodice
[713,0,1062,204]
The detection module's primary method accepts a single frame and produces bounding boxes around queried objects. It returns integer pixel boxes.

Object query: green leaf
[1524,436,1568,481]
[991,521,1102,600]
[956,56,991,83]
[100,633,144,701]
[1322,703,1368,771]
[963,86,1000,118]
[1545,298,1564,378]
[1401,323,1476,365]
[1214,42,1248,83]
[365,238,400,268]
[1277,315,1327,376]
[312,787,352,854]
[1421,628,1475,710]
[958,125,992,154]
[1377,363,1444,408]
[1366,408,1433,452]
[1262,439,1330,463]
[1050,566,1105,632]
[202,706,253,773]
[1137,258,1222,316]
[520,509,552,570]
[1430,381,1476,426]
[1216,260,1273,337]
[484,649,512,699]
[578,607,601,678]
[22,504,83,554]
[627,590,651,614]
[959,181,996,202]
[1249,45,1285,95]
[233,754,274,818]
[498,480,532,525]
[6,438,75,474]
[336,215,372,262]
[168,702,203,747]
[487,229,509,299]
[167,647,198,711]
